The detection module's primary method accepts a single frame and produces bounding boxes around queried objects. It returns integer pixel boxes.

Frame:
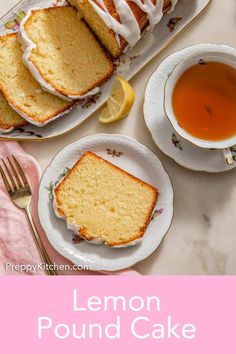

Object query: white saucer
[38,134,174,271]
[144,44,236,173]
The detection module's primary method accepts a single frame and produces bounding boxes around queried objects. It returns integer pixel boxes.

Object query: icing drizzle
[131,0,164,27]
[88,0,141,47]
[168,0,179,13]
[88,0,180,48]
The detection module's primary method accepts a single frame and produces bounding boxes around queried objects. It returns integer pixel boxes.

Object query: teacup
[164,50,236,165]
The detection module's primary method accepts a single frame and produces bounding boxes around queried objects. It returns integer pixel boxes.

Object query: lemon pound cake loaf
[0,91,26,133]
[69,0,180,58]
[0,33,75,126]
[54,152,158,247]
[20,6,114,100]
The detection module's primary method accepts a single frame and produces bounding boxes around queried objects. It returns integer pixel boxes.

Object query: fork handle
[24,206,57,276]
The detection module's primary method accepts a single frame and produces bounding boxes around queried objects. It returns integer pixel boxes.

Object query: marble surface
[0,0,235,275]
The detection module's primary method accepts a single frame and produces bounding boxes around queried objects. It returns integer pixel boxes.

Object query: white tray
[0,0,212,141]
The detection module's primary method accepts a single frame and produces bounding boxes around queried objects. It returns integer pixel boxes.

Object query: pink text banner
[0,276,235,353]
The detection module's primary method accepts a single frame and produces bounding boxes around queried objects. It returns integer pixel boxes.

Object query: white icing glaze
[168,0,179,13]
[131,0,164,27]
[88,0,180,49]
[111,238,142,248]
[0,126,15,134]
[88,0,141,47]
[19,3,100,101]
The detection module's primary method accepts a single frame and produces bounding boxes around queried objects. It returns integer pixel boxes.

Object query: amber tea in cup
[172,61,236,141]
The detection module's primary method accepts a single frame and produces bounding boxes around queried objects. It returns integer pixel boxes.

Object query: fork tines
[0,155,31,194]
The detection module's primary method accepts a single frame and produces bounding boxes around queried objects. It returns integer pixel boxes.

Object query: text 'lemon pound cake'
[54,151,158,247]
[69,0,179,58]
[0,91,26,133]
[20,6,114,100]
[0,33,75,126]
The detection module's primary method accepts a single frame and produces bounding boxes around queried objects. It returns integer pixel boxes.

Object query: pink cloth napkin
[0,141,140,276]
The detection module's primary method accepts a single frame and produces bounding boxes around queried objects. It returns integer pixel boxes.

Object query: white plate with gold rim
[38,134,174,271]
[144,44,236,173]
[0,0,212,141]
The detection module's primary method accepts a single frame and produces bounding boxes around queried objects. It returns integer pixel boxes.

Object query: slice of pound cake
[54,152,158,247]
[0,91,26,133]
[0,33,75,126]
[20,6,114,100]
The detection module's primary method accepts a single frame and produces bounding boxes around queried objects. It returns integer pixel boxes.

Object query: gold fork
[0,155,57,276]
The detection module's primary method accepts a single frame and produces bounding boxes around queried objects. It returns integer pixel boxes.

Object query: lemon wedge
[99,76,135,124]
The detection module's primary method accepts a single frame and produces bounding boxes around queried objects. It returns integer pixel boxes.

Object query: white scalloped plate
[144,44,236,173]
[38,134,174,271]
[0,0,212,141]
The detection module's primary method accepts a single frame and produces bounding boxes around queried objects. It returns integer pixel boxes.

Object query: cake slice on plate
[0,91,26,133]
[53,151,158,247]
[0,33,75,126]
[19,5,114,100]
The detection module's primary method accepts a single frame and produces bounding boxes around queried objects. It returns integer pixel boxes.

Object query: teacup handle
[223,148,234,165]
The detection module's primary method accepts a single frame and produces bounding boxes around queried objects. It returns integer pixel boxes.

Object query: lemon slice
[99,76,135,124]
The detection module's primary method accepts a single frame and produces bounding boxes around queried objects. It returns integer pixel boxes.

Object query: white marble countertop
[1,0,235,275]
